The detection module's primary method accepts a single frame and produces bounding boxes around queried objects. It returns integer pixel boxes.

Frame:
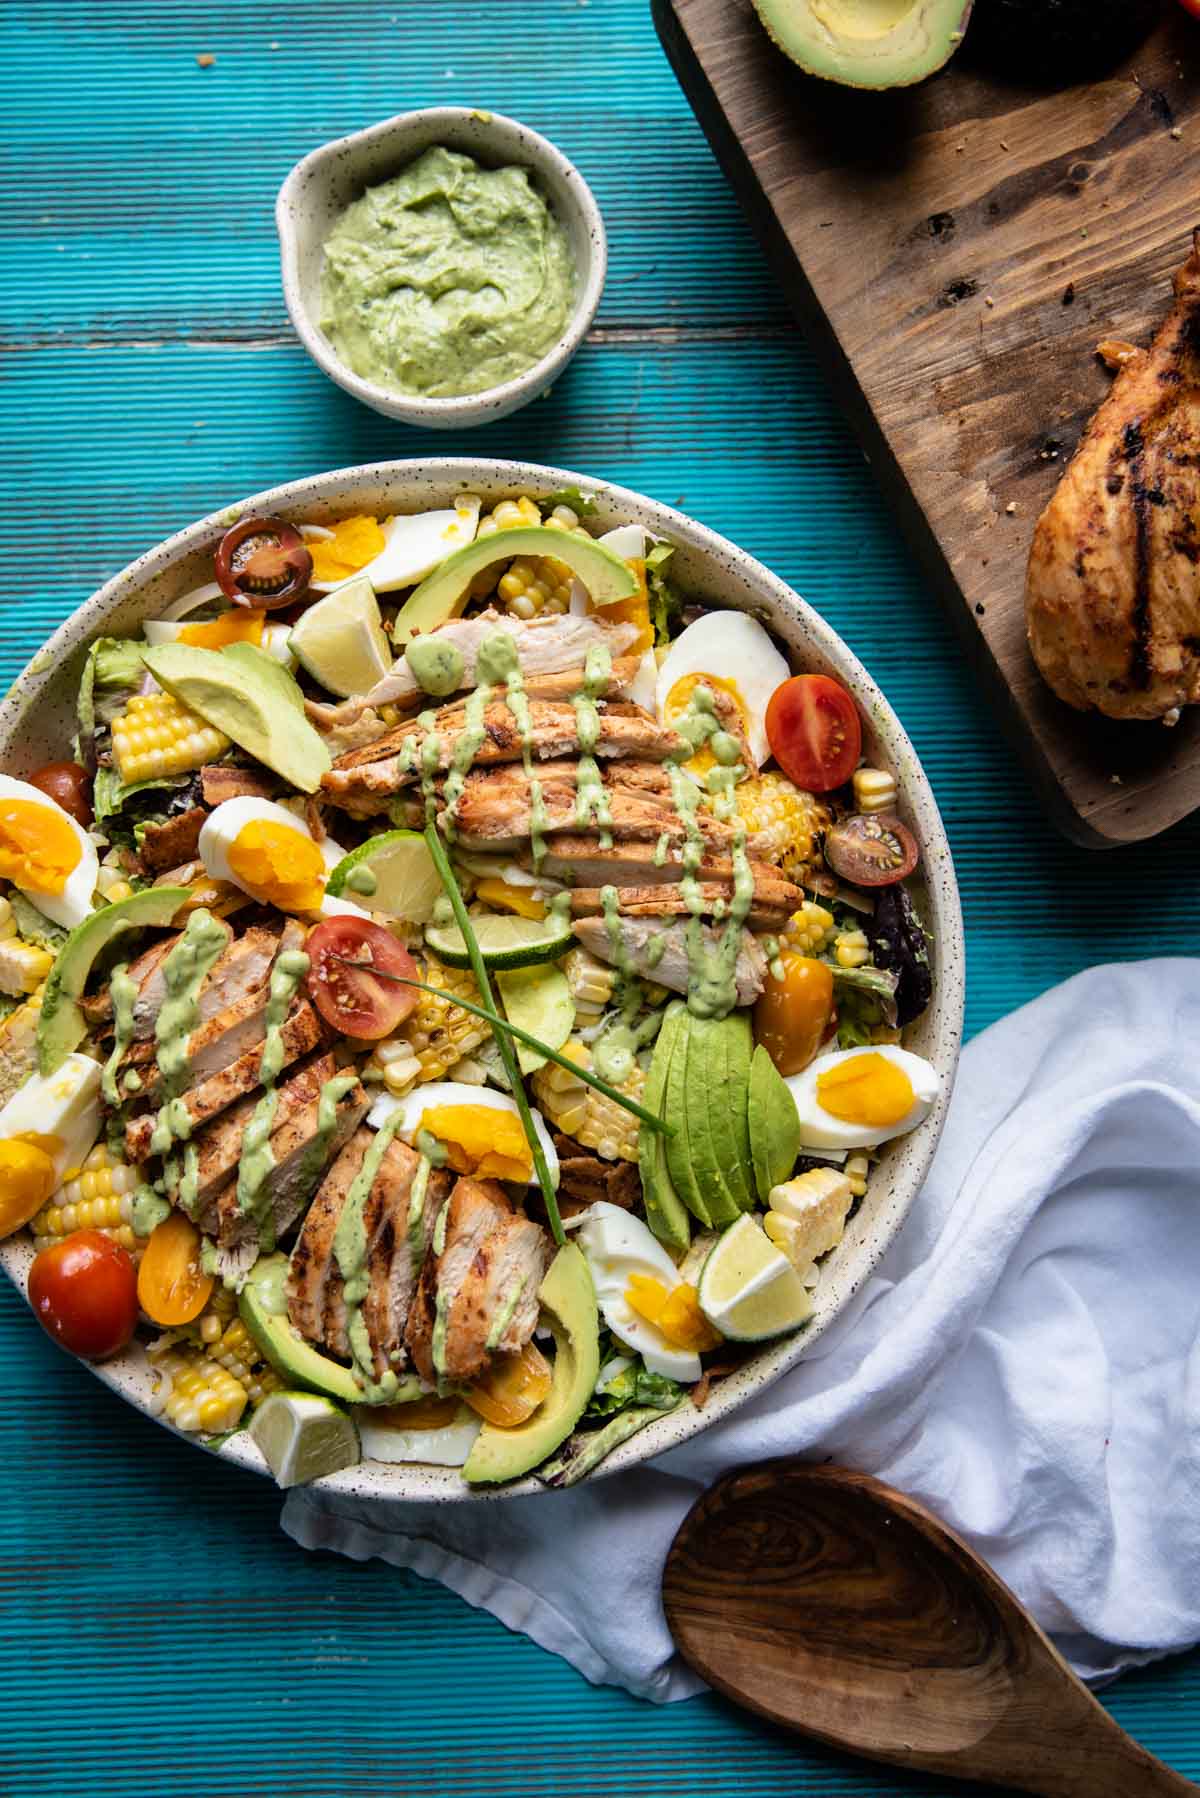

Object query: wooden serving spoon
[662,1461,1198,1798]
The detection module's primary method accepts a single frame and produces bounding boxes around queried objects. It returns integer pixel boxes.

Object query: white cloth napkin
[283,960,1200,1702]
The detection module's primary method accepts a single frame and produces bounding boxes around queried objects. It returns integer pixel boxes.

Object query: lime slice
[248,1390,360,1489]
[697,1215,813,1342]
[425,911,575,970]
[289,575,393,697]
[496,963,575,1074]
[326,830,442,923]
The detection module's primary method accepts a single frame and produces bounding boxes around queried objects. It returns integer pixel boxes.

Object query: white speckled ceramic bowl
[277,110,607,428]
[0,459,963,1502]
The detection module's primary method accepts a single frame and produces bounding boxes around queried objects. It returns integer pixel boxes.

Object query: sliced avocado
[393,525,638,646]
[683,1015,741,1227]
[142,641,331,794]
[37,887,191,1075]
[661,1003,713,1229]
[748,1043,802,1205]
[752,0,972,90]
[463,1243,600,1485]
[240,1254,364,1403]
[639,1006,690,1252]
[724,1010,755,1211]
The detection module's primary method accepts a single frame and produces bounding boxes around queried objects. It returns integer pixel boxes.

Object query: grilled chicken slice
[570,873,799,932]
[192,1052,368,1246]
[405,1177,550,1386]
[123,994,324,1162]
[131,922,301,1096]
[450,759,730,852]
[1027,236,1200,719]
[573,915,768,1006]
[287,1129,451,1378]
[323,700,685,806]
[86,917,280,1041]
[80,931,179,1035]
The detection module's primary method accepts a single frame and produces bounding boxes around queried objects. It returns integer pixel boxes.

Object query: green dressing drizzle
[101,963,136,1109]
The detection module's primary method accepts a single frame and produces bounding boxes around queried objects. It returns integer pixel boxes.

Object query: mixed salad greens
[0,489,939,1489]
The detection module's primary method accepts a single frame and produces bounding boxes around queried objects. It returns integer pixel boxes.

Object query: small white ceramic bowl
[0,459,963,1504]
[277,109,607,429]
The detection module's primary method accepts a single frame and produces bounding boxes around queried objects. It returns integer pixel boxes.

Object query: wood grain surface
[654,0,1200,845]
[664,1463,1199,1798]
[1,5,1199,1796]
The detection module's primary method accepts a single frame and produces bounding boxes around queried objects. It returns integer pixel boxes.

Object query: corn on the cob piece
[151,1347,247,1435]
[834,928,870,969]
[564,946,616,1018]
[362,959,490,1093]
[0,982,45,1109]
[852,767,897,815]
[0,897,54,996]
[111,691,230,784]
[735,773,827,877]
[784,900,835,955]
[532,1040,644,1162]
[844,1153,870,1199]
[29,1143,144,1255]
[207,1317,283,1406]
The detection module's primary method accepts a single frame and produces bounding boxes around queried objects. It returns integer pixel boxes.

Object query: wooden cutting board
[653,0,1200,846]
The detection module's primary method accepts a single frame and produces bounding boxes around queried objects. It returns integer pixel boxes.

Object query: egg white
[356,1404,481,1466]
[198,796,327,909]
[0,1052,101,1180]
[575,1201,702,1384]
[307,500,481,595]
[785,1044,940,1151]
[367,1082,560,1188]
[0,773,99,930]
[655,612,790,770]
[568,523,645,615]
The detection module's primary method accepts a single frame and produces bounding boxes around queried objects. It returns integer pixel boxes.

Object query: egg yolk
[591,558,654,653]
[374,1395,462,1431]
[0,1139,58,1238]
[625,1273,723,1350]
[307,515,387,584]
[816,1053,914,1128]
[417,1105,532,1183]
[179,609,265,650]
[226,819,327,912]
[662,671,749,777]
[0,799,81,895]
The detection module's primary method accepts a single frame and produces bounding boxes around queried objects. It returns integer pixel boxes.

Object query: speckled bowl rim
[276,109,608,425]
[0,457,964,1503]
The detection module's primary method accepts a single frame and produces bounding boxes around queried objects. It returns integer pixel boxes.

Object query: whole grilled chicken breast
[1026,236,1200,721]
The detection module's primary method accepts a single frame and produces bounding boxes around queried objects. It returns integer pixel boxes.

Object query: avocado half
[753,0,973,90]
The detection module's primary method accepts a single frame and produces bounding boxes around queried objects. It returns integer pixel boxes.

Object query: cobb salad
[0,489,938,1488]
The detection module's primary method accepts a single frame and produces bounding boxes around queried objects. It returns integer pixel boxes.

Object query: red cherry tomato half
[765,674,862,793]
[215,515,312,610]
[824,813,919,887]
[306,917,420,1041]
[28,1230,139,1361]
[28,760,94,827]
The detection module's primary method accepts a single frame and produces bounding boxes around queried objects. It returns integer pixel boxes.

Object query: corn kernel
[844,1153,870,1199]
[834,929,870,969]
[784,900,835,955]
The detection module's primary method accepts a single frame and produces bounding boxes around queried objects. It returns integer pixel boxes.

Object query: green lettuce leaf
[538,487,598,518]
[6,891,67,954]
[78,638,145,745]
[585,1359,684,1421]
[540,1404,682,1487]
[645,541,682,646]
[831,962,899,1029]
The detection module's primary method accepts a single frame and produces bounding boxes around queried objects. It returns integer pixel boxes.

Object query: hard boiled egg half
[573,1201,702,1383]
[656,612,789,774]
[198,796,365,920]
[0,773,99,929]
[367,1082,559,1188]
[0,1053,101,1186]
[786,1044,940,1151]
[303,498,480,594]
[356,1399,481,1467]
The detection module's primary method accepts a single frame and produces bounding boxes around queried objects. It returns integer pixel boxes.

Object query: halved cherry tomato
[462,1341,553,1427]
[766,674,862,793]
[215,515,312,609]
[28,760,93,827]
[28,1230,138,1361]
[137,1210,214,1326]
[305,916,419,1040]
[825,813,919,887]
[754,952,835,1076]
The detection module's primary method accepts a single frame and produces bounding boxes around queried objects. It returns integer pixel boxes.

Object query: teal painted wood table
[1,5,1197,1794]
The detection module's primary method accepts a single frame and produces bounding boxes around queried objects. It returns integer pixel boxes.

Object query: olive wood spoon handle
[662,1460,1197,1798]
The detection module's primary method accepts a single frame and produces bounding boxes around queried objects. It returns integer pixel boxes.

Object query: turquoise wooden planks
[0,3,1197,1796]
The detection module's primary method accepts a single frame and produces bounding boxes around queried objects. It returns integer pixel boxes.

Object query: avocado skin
[37,886,192,1075]
[748,1044,802,1205]
[142,641,331,795]
[463,1243,601,1485]
[638,1008,691,1252]
[394,525,637,646]
[753,0,973,90]
[240,1254,365,1405]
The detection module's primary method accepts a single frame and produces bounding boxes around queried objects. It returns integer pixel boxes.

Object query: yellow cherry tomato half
[462,1340,553,1427]
[754,951,835,1077]
[136,1210,214,1326]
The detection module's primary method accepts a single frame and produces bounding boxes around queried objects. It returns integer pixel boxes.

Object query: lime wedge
[496,963,575,1073]
[425,911,575,970]
[697,1215,813,1342]
[248,1390,360,1488]
[289,575,393,697]
[326,829,442,923]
